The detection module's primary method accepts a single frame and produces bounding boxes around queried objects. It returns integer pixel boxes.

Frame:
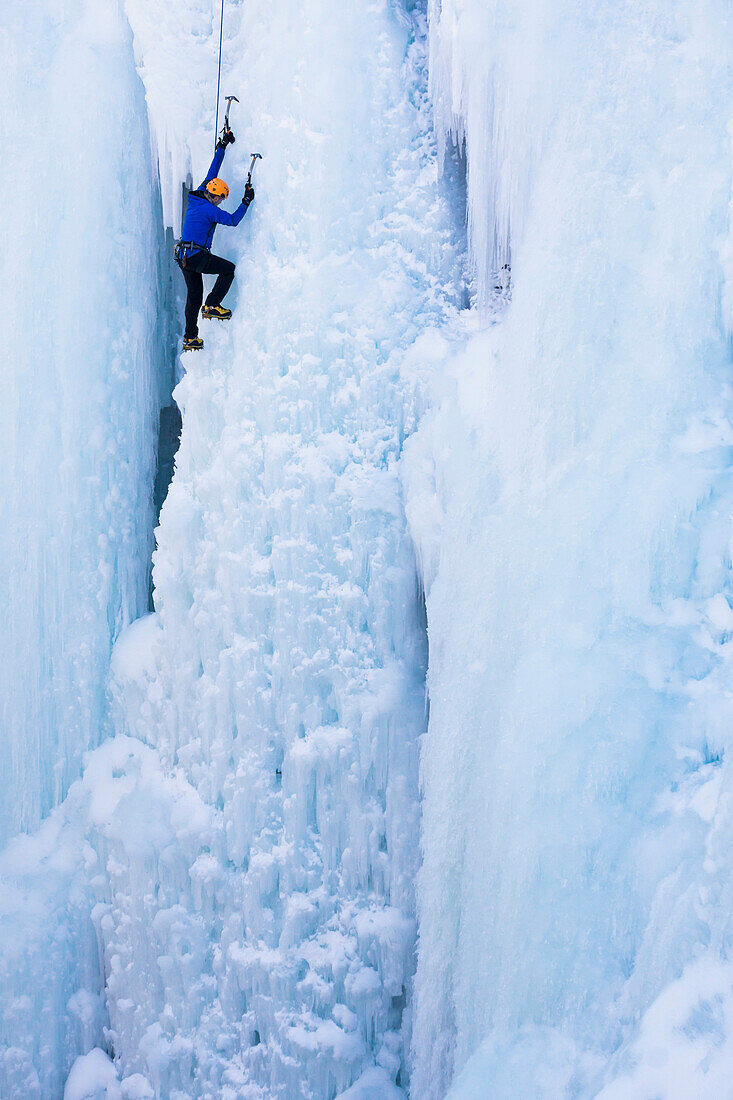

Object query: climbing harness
[174,241,208,269]
[213,0,226,147]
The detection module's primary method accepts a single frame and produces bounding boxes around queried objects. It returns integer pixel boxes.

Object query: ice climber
[175,127,254,351]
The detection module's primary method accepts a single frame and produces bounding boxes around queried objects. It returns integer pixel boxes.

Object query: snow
[63,1048,156,1100]
[335,1065,404,1099]
[64,1049,121,1100]
[595,956,733,1099]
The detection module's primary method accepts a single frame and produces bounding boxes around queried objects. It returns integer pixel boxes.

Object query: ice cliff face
[3,0,733,1097]
[406,1,733,1097]
[0,0,166,1092]
[0,0,461,1096]
[0,2,163,846]
[97,0,460,1093]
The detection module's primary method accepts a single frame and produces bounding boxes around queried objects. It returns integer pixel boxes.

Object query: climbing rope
[213,0,225,147]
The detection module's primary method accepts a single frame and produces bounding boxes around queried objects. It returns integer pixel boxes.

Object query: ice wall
[0,0,169,1093]
[84,0,459,1096]
[0,0,163,844]
[406,0,733,1097]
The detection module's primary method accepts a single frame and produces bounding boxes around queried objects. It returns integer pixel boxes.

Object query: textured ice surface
[98,0,460,1092]
[1,0,461,1096]
[0,0,164,844]
[405,0,733,1097]
[7,0,732,1095]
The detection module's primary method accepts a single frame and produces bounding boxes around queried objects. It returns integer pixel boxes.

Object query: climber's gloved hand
[243,182,255,204]
[217,128,236,149]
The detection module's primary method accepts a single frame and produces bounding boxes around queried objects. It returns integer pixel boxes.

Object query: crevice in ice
[440,135,472,310]
[148,205,189,610]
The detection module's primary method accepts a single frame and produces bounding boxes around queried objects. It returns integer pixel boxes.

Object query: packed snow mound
[335,1065,404,1099]
[64,1049,154,1100]
[0,0,164,846]
[406,0,733,1097]
[64,1050,121,1100]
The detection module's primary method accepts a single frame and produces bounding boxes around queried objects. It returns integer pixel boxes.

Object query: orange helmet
[206,177,229,199]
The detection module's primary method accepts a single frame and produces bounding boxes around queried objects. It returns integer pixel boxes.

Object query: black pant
[180,251,235,337]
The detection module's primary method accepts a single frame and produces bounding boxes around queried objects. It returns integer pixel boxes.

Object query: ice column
[0,0,164,843]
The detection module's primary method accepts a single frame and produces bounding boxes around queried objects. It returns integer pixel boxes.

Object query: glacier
[2,0,733,1097]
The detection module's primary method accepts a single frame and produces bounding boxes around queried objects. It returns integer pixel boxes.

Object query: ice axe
[247,152,262,185]
[224,95,239,131]
[217,95,239,143]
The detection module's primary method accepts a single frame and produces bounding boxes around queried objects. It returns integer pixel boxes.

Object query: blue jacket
[181,145,251,252]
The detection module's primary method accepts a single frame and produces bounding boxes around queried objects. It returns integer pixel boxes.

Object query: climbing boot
[202,304,232,320]
[183,335,204,351]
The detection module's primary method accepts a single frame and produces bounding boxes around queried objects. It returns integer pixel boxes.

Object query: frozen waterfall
[0,0,460,1096]
[406,0,733,1097]
[0,4,164,846]
[3,0,733,1097]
